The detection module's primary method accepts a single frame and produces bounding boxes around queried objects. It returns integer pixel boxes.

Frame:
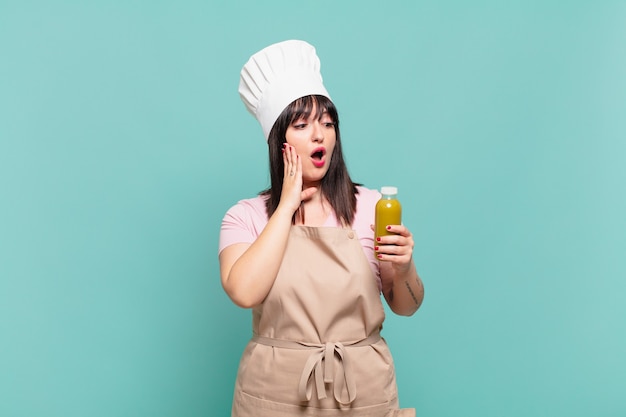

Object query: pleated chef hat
[238,40,331,140]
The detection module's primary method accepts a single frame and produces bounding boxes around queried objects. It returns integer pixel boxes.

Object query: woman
[219,40,424,417]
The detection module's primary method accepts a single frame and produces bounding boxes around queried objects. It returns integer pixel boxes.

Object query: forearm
[381,260,424,316]
[221,206,294,308]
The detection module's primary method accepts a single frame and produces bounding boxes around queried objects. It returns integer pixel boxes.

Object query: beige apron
[231,226,415,417]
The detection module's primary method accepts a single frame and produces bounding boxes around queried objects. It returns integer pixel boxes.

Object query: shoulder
[224,195,268,221]
[356,185,381,200]
[219,195,268,253]
[352,185,380,227]
[355,185,381,214]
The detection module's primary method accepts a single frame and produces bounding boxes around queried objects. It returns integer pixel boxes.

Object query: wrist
[273,204,297,221]
[391,259,415,278]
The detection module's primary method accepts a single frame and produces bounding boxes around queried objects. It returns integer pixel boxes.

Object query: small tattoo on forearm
[404,280,420,307]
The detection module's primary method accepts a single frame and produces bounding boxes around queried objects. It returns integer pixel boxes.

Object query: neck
[303,183,322,201]
[297,185,331,227]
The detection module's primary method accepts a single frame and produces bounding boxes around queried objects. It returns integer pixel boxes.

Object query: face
[285,105,336,184]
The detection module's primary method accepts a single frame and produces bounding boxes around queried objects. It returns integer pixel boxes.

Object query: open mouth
[311,149,325,160]
[310,147,326,167]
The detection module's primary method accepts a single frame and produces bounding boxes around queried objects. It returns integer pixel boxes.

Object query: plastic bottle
[375,186,402,254]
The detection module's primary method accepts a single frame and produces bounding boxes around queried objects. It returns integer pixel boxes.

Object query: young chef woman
[219,40,424,417]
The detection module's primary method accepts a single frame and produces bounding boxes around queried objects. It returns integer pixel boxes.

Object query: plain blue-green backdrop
[1,1,625,416]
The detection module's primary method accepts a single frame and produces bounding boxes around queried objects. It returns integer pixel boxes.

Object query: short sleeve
[218,196,269,254]
[353,186,382,291]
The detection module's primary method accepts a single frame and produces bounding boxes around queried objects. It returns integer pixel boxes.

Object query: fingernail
[376,237,381,242]
[377,254,383,259]
[386,225,391,231]
[374,246,379,251]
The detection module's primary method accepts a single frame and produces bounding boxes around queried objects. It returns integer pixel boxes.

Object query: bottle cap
[380,186,398,195]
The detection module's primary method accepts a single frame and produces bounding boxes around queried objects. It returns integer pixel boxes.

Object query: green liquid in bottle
[375,186,402,255]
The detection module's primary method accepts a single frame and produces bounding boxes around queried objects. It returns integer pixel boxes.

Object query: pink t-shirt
[219,185,382,290]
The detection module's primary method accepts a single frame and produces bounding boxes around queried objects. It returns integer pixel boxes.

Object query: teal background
[1,1,625,416]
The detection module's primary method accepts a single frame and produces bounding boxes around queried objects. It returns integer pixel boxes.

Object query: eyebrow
[318,110,332,119]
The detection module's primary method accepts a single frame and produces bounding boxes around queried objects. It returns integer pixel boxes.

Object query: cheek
[328,142,337,159]
[284,137,304,155]
[294,144,307,156]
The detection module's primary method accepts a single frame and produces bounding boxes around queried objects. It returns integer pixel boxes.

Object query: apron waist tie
[252,333,381,405]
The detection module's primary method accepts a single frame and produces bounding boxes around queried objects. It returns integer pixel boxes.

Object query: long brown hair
[260,95,359,225]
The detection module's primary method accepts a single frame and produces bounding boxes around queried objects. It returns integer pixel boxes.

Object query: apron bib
[231,226,415,417]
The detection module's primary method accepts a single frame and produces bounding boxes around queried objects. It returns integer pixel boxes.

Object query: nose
[312,120,324,142]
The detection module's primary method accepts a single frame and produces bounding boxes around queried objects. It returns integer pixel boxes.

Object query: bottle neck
[381,193,397,199]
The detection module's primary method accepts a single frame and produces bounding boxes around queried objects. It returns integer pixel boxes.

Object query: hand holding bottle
[374,187,414,271]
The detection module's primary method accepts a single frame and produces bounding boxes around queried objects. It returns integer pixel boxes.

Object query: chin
[303,173,326,184]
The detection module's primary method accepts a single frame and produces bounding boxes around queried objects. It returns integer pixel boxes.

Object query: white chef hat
[238,40,331,141]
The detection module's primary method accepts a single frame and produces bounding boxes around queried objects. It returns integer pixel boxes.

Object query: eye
[320,114,335,128]
[291,119,307,129]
